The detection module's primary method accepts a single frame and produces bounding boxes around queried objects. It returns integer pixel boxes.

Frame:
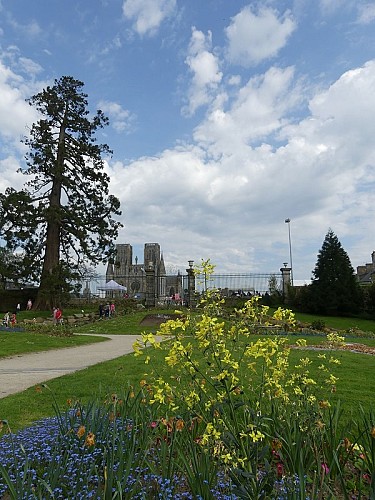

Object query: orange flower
[76,410,81,417]
[77,425,86,438]
[176,419,185,431]
[109,412,115,422]
[343,437,352,450]
[85,432,95,447]
[271,438,282,451]
[319,400,331,409]
[35,386,42,393]
[66,399,72,407]
[140,379,147,387]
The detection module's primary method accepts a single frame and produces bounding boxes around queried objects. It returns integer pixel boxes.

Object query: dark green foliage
[361,283,375,317]
[0,76,122,309]
[307,229,361,315]
[0,247,23,289]
[310,319,326,330]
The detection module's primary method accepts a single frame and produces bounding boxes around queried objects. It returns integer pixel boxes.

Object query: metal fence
[78,272,282,301]
[194,273,282,296]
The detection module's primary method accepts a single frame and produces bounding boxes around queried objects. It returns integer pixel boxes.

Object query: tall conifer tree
[310,229,360,314]
[0,76,122,309]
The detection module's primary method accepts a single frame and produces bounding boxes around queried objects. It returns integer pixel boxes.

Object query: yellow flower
[221,452,233,464]
[77,425,85,438]
[319,400,331,409]
[175,419,185,431]
[249,430,265,442]
[371,427,375,439]
[85,432,95,447]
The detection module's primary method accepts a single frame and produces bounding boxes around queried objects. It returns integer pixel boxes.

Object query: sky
[0,0,375,282]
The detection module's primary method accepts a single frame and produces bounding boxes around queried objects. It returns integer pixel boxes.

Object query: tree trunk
[34,108,67,310]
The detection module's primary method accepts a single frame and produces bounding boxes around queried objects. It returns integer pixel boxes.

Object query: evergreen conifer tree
[310,229,360,314]
[0,76,122,309]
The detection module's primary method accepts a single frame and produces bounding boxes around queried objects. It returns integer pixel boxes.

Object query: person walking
[99,303,104,319]
[110,302,116,316]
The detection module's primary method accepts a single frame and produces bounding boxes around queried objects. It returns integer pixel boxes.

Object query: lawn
[0,331,106,359]
[0,301,375,498]
[292,310,375,332]
[0,306,374,433]
[1,332,374,433]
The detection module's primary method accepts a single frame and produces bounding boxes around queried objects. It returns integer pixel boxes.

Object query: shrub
[311,319,326,331]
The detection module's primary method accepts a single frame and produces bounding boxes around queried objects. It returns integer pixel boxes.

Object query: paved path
[0,334,153,399]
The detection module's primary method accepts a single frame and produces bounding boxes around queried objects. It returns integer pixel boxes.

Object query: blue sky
[0,0,375,281]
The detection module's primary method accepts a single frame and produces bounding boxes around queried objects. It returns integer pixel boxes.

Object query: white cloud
[122,0,176,36]
[193,65,301,154]
[357,3,375,24]
[0,60,39,140]
[318,0,353,15]
[97,100,136,133]
[182,27,222,116]
[0,156,23,192]
[104,58,375,275]
[7,16,42,37]
[225,6,296,67]
[18,57,43,76]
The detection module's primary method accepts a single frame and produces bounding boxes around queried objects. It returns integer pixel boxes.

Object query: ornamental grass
[0,259,374,498]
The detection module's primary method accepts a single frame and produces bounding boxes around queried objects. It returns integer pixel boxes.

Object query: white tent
[98,280,127,292]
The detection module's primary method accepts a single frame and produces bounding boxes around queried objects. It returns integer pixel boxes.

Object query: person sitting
[10,313,17,327]
[3,312,10,327]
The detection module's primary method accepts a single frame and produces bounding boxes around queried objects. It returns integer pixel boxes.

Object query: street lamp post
[285,218,294,286]
[186,260,195,308]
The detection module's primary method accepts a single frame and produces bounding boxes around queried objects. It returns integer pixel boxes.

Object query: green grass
[291,310,375,332]
[0,332,107,359]
[74,309,178,335]
[1,333,374,433]
[0,346,154,432]
[1,306,375,433]
[0,309,178,359]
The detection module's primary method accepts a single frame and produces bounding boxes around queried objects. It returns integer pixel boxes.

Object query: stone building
[356,251,375,284]
[106,243,183,301]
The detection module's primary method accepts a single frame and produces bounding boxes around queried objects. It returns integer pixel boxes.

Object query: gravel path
[0,334,155,399]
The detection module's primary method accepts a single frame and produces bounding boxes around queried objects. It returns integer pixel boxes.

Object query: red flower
[276,462,284,477]
[321,463,330,475]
